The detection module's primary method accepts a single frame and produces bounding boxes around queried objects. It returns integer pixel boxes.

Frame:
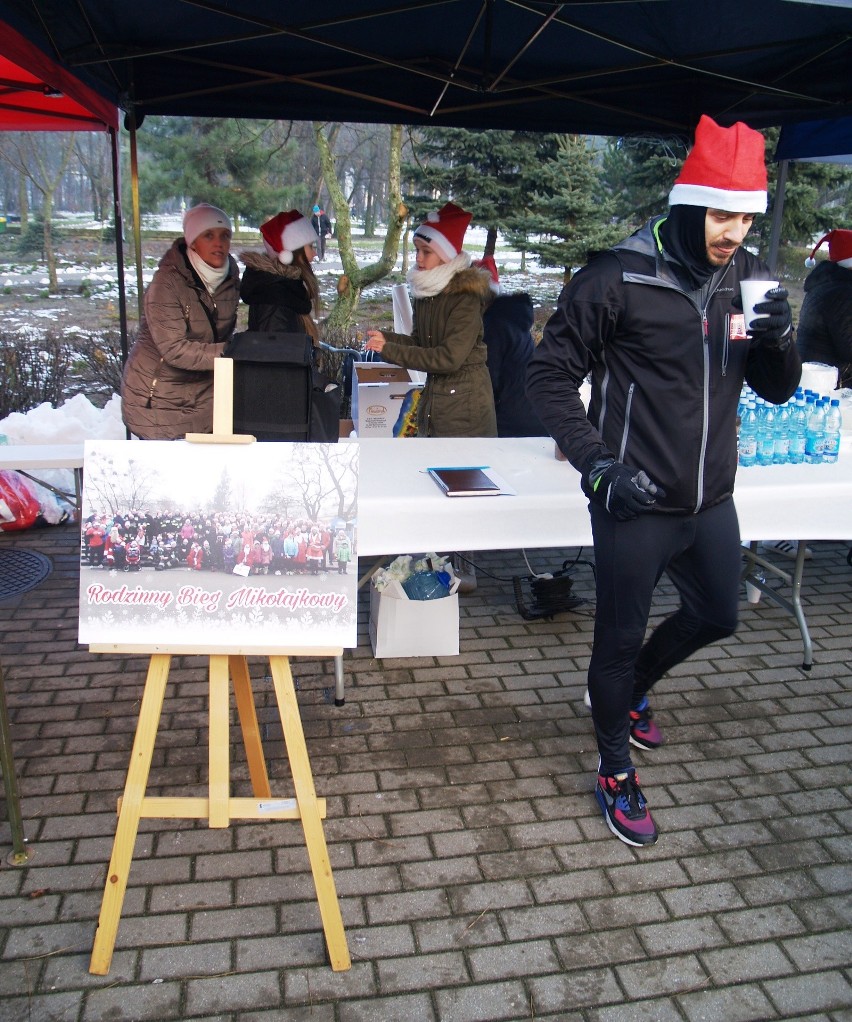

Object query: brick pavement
[0,523,850,1022]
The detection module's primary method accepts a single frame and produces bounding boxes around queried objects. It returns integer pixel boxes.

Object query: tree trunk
[314,122,407,334]
[484,226,498,257]
[42,193,58,292]
[18,179,28,232]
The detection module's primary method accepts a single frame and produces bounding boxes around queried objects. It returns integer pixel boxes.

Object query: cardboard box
[369,582,459,658]
[351,362,425,438]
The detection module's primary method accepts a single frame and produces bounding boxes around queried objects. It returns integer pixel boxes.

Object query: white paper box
[351,362,424,438]
[369,582,459,657]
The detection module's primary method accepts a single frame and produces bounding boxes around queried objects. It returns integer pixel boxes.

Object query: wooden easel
[88,360,350,974]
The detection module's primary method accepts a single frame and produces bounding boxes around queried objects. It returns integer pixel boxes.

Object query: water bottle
[823,398,842,465]
[788,398,807,465]
[773,401,791,464]
[804,396,825,464]
[738,402,758,467]
[756,400,776,467]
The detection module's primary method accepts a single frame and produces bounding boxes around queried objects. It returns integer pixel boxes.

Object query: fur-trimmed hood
[239,249,307,278]
[443,265,495,298]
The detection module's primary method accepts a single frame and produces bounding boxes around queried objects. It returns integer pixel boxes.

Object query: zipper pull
[702,311,709,337]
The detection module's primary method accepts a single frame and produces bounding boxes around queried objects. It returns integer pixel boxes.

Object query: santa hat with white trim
[668,114,768,214]
[260,209,318,265]
[413,201,472,262]
[805,229,852,269]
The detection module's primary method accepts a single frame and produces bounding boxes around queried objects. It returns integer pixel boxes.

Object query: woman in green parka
[365,202,497,438]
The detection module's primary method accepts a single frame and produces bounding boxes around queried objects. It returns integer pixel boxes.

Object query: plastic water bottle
[823,398,842,464]
[756,400,776,466]
[788,398,807,465]
[773,401,791,464]
[804,396,825,464]
[738,402,758,467]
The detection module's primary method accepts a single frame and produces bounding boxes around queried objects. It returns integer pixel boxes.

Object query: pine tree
[506,134,622,279]
[403,127,544,254]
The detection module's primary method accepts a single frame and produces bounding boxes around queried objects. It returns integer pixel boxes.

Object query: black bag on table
[222,331,340,442]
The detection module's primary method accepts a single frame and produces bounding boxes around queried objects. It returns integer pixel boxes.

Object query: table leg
[90,654,171,975]
[741,541,814,670]
[333,654,345,707]
[0,659,28,865]
[268,655,350,972]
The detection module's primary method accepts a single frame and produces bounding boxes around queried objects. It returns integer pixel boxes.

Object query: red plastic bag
[0,470,41,531]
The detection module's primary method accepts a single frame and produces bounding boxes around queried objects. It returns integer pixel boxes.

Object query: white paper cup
[740,279,779,326]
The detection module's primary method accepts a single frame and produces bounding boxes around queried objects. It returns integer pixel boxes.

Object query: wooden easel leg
[208,655,231,828]
[89,654,171,975]
[229,655,271,798]
[268,655,350,972]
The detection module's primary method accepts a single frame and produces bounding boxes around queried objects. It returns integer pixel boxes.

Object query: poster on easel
[78,440,359,650]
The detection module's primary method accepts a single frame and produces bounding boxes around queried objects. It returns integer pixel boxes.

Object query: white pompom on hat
[412,201,472,262]
[260,210,319,265]
[182,203,232,247]
[668,114,768,214]
[805,229,852,269]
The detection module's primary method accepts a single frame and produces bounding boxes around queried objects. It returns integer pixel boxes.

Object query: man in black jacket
[527,115,801,847]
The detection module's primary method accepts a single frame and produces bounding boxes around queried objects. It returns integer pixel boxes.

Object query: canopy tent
[0,22,116,132]
[776,116,852,164]
[0,1,850,137]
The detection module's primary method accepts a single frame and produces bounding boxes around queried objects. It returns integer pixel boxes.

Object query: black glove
[587,459,666,521]
[735,286,793,351]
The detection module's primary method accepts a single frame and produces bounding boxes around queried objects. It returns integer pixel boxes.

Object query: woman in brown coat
[365,202,496,438]
[121,203,240,439]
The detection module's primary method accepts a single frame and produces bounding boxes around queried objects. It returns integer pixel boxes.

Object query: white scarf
[406,251,471,298]
[187,247,231,294]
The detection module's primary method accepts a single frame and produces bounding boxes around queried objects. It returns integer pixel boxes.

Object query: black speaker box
[225,332,314,442]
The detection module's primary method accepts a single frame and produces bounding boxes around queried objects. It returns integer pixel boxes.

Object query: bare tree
[0,131,77,291]
[314,122,407,331]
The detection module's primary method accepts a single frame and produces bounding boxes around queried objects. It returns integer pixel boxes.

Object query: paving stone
[1,529,850,1021]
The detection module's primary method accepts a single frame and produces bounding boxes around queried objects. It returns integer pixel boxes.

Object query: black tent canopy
[0,0,851,138]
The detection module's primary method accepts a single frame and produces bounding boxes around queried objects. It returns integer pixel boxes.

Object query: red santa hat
[805,229,852,269]
[260,210,319,265]
[668,114,768,214]
[474,255,501,293]
[412,201,472,262]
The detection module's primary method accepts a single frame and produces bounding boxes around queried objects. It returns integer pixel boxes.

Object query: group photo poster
[78,440,359,651]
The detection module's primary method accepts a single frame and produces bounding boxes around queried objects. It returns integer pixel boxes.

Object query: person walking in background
[239,210,321,344]
[311,204,332,261]
[797,228,852,389]
[527,115,801,847]
[365,201,497,438]
[121,204,239,439]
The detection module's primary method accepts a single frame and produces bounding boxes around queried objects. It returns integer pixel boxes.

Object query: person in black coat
[797,229,852,389]
[239,209,321,343]
[476,258,548,437]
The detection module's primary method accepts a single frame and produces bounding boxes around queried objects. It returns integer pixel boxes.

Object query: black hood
[658,204,715,290]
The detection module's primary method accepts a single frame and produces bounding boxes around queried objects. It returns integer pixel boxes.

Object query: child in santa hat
[239,210,321,344]
[365,201,497,438]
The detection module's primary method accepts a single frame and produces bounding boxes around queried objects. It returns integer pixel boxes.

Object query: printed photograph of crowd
[77,439,359,649]
[82,509,353,578]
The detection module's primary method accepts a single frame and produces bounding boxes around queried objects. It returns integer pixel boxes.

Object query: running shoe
[629,697,663,750]
[595,769,658,846]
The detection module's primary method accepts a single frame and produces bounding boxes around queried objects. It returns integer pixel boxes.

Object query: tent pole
[767,159,788,276]
[109,126,129,365]
[127,111,144,321]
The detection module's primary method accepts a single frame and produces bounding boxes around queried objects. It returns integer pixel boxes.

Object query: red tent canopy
[0,20,116,131]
